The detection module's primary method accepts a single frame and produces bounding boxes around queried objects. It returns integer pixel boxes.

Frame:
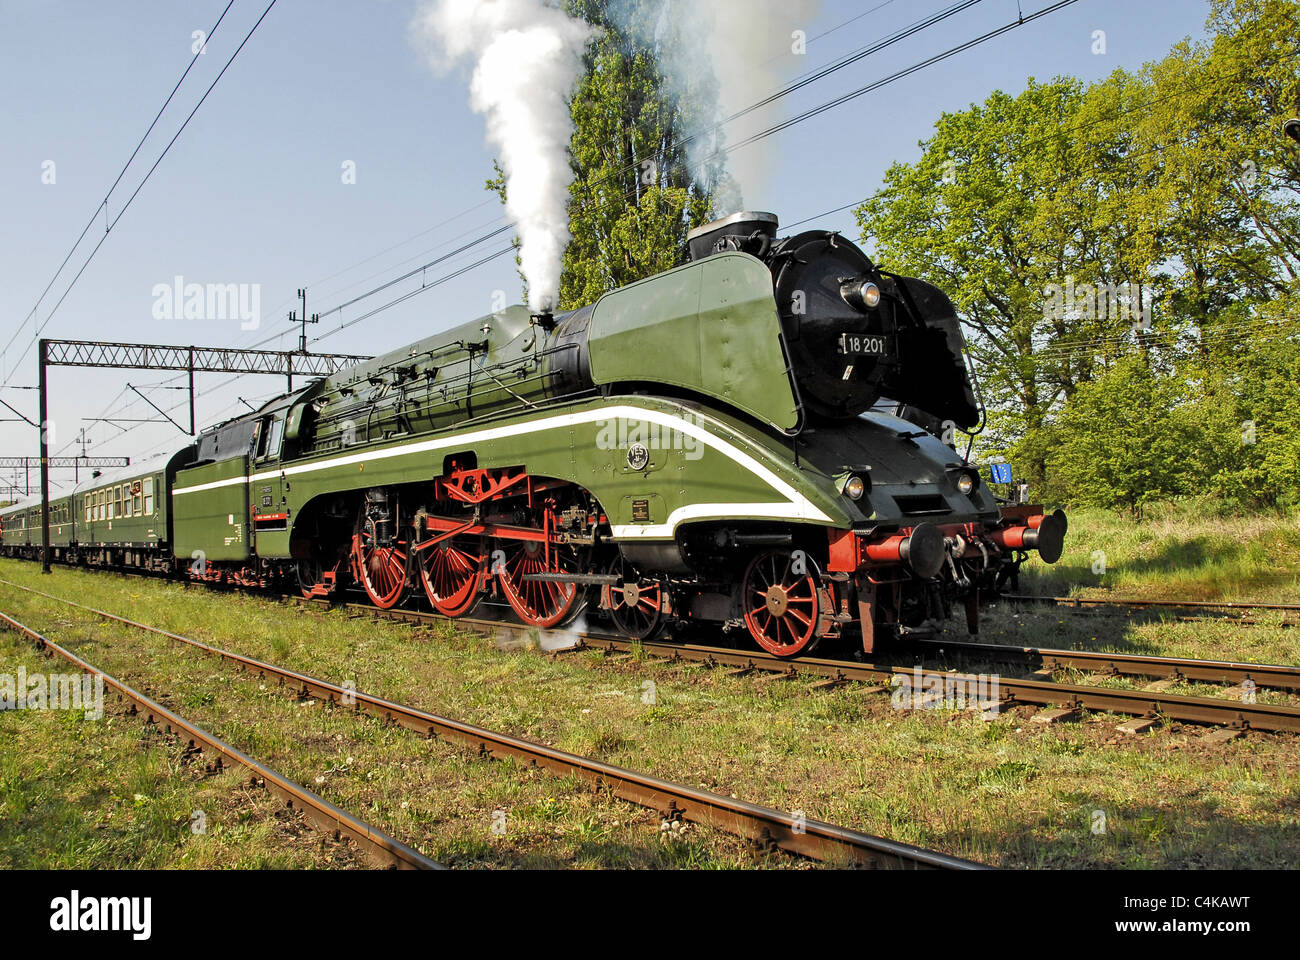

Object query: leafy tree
[491,0,721,310]
[854,79,1149,486]
[1043,355,1201,515]
[857,0,1300,512]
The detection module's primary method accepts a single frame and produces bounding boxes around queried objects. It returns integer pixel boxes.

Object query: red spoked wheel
[418,536,485,618]
[352,504,411,609]
[496,538,584,628]
[602,556,666,641]
[742,549,823,658]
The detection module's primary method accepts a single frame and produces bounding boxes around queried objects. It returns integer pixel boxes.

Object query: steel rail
[580,636,1300,734]
[0,581,977,869]
[1003,593,1300,614]
[910,637,1300,692]
[0,608,441,870]
[4,562,1294,734]
[303,598,1300,734]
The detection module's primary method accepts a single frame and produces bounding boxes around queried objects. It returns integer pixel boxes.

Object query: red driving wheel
[741,549,822,658]
[496,538,583,628]
[418,536,485,618]
[352,504,411,609]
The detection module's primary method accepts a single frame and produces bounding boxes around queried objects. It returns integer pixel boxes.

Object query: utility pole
[287,287,319,392]
[75,427,90,482]
[38,339,50,573]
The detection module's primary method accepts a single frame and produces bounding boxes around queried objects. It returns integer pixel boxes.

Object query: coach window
[133,483,143,515]
[143,478,154,514]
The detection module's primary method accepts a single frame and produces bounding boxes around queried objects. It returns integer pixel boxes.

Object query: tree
[490,0,722,310]
[1043,355,1201,515]
[854,79,1151,486]
[855,0,1300,511]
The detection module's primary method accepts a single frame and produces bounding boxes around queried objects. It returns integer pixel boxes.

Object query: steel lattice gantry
[0,456,130,469]
[42,340,369,377]
[0,456,131,495]
[34,338,372,571]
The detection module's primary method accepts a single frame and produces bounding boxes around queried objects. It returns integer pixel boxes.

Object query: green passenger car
[72,449,194,569]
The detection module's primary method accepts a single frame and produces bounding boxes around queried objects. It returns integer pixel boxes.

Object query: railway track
[0,580,977,869]
[5,563,1297,733]
[1002,593,1300,626]
[298,596,1300,735]
[0,609,441,871]
[911,637,1300,692]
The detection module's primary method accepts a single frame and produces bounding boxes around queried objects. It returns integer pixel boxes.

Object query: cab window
[266,417,284,459]
[256,416,284,461]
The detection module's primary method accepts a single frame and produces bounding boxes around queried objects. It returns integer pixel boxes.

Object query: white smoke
[414,0,595,311]
[609,0,820,212]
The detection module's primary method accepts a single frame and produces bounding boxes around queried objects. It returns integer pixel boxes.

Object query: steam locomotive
[1,211,1065,657]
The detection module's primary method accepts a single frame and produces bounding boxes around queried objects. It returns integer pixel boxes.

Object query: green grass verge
[1022,501,1300,603]
[3,560,1299,869]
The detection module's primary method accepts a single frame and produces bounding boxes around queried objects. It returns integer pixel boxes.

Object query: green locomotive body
[9,213,1066,657]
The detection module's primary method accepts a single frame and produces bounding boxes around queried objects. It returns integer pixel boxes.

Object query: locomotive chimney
[686,211,779,261]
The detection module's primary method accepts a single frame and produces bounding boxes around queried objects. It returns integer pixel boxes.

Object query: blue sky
[0,0,1213,492]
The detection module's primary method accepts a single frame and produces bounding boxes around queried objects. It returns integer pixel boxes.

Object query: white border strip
[172,405,831,539]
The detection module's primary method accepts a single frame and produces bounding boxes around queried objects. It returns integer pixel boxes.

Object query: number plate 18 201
[837,333,889,355]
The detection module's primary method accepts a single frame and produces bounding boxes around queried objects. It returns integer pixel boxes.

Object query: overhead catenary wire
[39,0,1083,458]
[2,0,281,387]
[0,0,238,379]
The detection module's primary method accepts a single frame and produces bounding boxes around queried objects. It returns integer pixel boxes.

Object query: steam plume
[415,0,594,311]
[609,0,820,211]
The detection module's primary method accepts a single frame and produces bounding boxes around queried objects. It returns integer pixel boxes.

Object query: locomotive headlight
[844,474,867,501]
[839,278,882,312]
[956,470,979,496]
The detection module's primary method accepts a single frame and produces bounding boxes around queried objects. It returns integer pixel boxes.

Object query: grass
[978,500,1300,665]
[0,569,769,870]
[1022,500,1300,604]
[0,638,352,869]
[3,557,1299,869]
